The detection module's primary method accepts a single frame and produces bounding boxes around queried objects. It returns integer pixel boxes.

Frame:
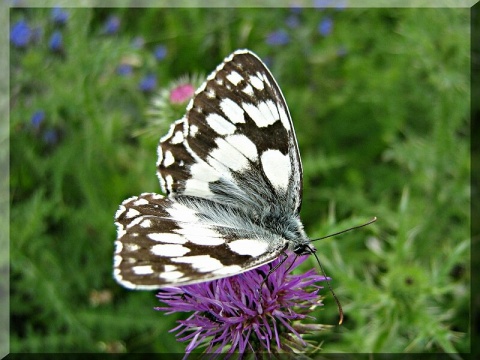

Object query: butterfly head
[292,242,316,256]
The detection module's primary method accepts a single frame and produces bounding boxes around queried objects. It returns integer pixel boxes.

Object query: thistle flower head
[137,74,204,138]
[155,254,329,357]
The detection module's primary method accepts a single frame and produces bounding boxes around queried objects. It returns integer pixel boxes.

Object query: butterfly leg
[258,250,290,303]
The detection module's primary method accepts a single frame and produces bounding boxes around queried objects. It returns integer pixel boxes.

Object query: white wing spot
[225,134,258,161]
[205,88,216,98]
[210,138,249,172]
[133,198,149,206]
[171,131,184,144]
[190,124,199,136]
[226,71,244,85]
[261,149,291,191]
[132,265,154,275]
[184,161,221,196]
[228,239,270,257]
[167,202,199,223]
[174,226,225,245]
[151,244,191,257]
[113,254,122,266]
[124,243,140,252]
[242,83,254,96]
[115,223,126,238]
[242,102,277,128]
[259,101,278,126]
[249,75,264,90]
[278,105,291,130]
[213,265,242,275]
[164,265,177,271]
[206,113,237,135]
[165,174,174,192]
[147,233,187,244]
[172,255,223,272]
[140,219,151,228]
[125,208,140,219]
[160,271,184,280]
[220,98,245,124]
[126,216,143,229]
[114,241,123,254]
[163,150,175,167]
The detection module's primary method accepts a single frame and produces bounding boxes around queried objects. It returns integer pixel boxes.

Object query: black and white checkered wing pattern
[114,50,308,289]
[114,193,289,289]
[157,50,303,214]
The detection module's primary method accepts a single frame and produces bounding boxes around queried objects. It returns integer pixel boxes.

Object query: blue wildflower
[31,110,45,130]
[49,31,63,52]
[10,19,31,48]
[156,255,328,356]
[103,15,120,35]
[266,29,290,46]
[154,45,167,61]
[318,17,333,36]
[117,63,133,76]
[51,7,69,26]
[139,74,157,92]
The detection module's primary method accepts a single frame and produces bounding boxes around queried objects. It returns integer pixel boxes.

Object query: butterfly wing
[115,50,305,289]
[157,50,303,215]
[114,193,288,289]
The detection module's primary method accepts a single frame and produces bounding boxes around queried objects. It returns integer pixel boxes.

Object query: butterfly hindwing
[114,193,288,289]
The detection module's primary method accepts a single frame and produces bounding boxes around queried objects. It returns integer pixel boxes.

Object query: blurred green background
[9,6,471,356]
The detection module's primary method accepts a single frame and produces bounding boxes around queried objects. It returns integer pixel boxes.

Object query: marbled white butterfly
[114,49,317,290]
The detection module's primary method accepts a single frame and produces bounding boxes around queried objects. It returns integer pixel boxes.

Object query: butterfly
[114,49,316,290]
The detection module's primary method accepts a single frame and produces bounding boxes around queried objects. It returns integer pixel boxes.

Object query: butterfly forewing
[115,50,308,289]
[157,50,303,214]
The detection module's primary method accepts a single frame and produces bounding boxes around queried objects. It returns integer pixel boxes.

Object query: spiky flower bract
[155,254,329,357]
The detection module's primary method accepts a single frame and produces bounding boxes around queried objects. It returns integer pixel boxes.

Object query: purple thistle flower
[10,19,31,48]
[156,254,328,356]
[51,7,69,26]
[169,83,195,104]
[139,74,157,93]
[103,15,120,35]
[266,29,290,46]
[49,31,63,52]
[318,17,333,36]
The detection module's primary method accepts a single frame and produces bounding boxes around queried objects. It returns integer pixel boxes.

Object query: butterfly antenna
[311,250,344,325]
[311,217,377,242]
[310,217,377,325]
